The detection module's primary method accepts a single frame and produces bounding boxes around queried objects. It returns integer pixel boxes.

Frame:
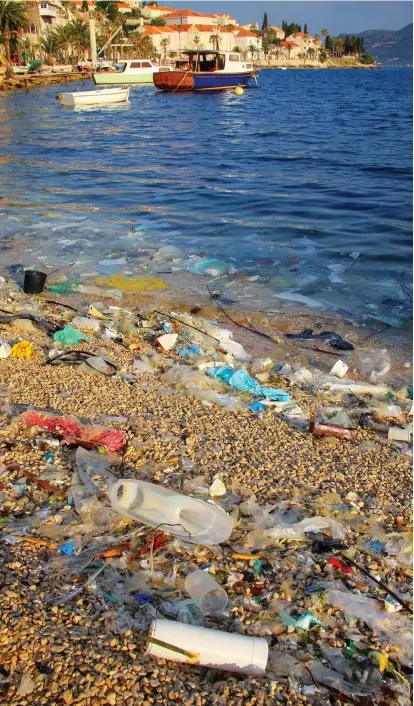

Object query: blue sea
[0,68,412,325]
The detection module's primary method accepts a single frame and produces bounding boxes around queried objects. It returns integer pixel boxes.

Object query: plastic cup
[23,270,47,294]
[185,570,228,616]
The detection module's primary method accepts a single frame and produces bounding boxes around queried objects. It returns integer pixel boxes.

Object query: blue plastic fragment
[249,402,267,413]
[133,593,153,603]
[57,539,79,555]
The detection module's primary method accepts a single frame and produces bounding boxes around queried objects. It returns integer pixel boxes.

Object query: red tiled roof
[117,2,130,7]
[146,4,175,10]
[167,24,231,33]
[235,29,259,38]
[163,9,216,19]
[281,41,299,47]
[141,26,164,34]
[72,1,95,6]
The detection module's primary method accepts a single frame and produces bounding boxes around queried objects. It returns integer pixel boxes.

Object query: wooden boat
[154,51,258,92]
[56,85,131,107]
[94,59,171,85]
[51,64,73,74]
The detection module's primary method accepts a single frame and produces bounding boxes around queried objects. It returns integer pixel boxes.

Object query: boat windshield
[178,53,226,72]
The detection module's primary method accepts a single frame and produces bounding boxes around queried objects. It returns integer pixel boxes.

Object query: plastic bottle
[185,570,228,616]
[109,479,233,545]
[309,421,356,441]
[146,619,268,676]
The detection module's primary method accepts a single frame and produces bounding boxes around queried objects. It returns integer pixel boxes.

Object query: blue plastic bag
[210,366,290,402]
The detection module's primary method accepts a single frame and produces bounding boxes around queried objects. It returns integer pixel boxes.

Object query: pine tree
[325,34,331,50]
[304,23,308,35]
[262,12,268,31]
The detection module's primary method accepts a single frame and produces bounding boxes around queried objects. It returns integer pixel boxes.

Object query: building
[214,13,237,27]
[162,9,218,27]
[233,29,262,57]
[165,24,233,52]
[264,25,285,40]
[141,5,176,20]
[277,40,300,59]
[285,33,322,57]
[116,2,133,14]
[240,22,259,31]
[137,24,180,54]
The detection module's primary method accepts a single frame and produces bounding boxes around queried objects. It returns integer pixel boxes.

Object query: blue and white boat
[154,50,258,92]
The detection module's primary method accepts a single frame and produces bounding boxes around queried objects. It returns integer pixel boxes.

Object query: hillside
[358,23,413,66]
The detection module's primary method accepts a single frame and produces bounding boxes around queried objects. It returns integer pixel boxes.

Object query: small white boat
[57,85,131,107]
[13,64,29,75]
[94,59,171,85]
[52,64,73,74]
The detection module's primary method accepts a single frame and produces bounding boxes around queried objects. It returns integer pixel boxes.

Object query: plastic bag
[21,411,126,453]
[266,515,347,541]
[309,661,378,698]
[53,324,91,346]
[354,349,391,383]
[10,340,33,358]
[95,274,168,292]
[75,447,117,495]
[327,589,413,667]
[71,316,100,332]
[0,339,11,359]
[188,258,229,277]
[209,366,290,402]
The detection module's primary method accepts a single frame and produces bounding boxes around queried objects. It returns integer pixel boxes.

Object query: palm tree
[41,27,59,65]
[131,33,155,59]
[307,47,315,60]
[248,43,256,60]
[69,19,90,62]
[209,33,220,51]
[160,37,170,63]
[192,35,201,51]
[232,45,241,53]
[57,1,75,21]
[0,1,29,62]
[53,24,73,64]
[321,29,329,40]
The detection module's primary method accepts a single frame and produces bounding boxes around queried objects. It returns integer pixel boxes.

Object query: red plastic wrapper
[21,410,126,453]
[329,557,352,574]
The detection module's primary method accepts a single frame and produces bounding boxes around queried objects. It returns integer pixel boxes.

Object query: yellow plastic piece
[10,341,33,358]
[89,305,105,320]
[95,274,168,292]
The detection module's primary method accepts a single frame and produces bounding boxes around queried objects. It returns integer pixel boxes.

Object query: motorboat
[153,51,258,92]
[94,59,171,85]
[56,85,131,107]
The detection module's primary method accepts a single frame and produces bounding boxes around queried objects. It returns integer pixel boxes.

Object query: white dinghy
[57,85,130,107]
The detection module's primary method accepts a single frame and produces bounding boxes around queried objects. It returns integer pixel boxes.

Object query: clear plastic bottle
[185,570,228,616]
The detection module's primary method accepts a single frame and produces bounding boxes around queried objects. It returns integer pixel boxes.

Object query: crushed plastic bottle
[354,349,391,383]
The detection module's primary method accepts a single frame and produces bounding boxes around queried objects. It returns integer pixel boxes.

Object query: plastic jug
[109,479,233,545]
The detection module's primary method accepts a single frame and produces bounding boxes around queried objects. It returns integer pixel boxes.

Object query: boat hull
[94,72,155,85]
[154,70,256,92]
[58,86,130,106]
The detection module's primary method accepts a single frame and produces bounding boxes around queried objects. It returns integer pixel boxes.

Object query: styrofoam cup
[147,619,268,676]
[185,570,228,616]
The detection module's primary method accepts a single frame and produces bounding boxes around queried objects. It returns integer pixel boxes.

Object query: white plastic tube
[185,570,228,616]
[147,619,268,676]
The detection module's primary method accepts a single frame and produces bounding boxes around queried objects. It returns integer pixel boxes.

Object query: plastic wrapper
[266,515,347,541]
[75,447,117,495]
[10,340,33,358]
[309,661,380,698]
[385,532,413,566]
[21,410,126,453]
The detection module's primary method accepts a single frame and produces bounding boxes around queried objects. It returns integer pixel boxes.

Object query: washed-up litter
[95,273,168,292]
[286,329,354,351]
[188,258,230,277]
[21,410,126,453]
[0,339,11,358]
[10,340,34,358]
[209,366,290,401]
[53,324,91,345]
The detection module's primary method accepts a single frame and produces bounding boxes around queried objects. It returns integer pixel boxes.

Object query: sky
[170,1,413,35]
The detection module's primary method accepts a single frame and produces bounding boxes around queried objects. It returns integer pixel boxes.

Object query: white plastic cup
[146,619,268,676]
[185,570,228,616]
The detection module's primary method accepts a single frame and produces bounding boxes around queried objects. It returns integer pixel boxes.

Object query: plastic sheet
[10,340,33,358]
[188,258,230,277]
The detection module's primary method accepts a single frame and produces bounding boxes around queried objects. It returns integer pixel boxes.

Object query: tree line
[325,34,365,56]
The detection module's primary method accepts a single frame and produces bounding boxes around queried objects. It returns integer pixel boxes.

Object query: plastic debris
[286,329,354,351]
[185,570,228,616]
[21,410,126,453]
[53,325,91,346]
[209,366,290,401]
[10,340,34,358]
[330,360,348,378]
[71,316,101,332]
[155,333,178,351]
[309,421,356,442]
[189,258,230,277]
[0,339,11,359]
[355,348,391,382]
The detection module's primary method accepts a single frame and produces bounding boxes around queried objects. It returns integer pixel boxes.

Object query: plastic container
[23,270,47,294]
[109,479,233,545]
[146,619,268,676]
[330,360,348,378]
[185,570,228,616]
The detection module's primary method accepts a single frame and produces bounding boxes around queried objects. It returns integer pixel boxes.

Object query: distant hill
[358,23,413,66]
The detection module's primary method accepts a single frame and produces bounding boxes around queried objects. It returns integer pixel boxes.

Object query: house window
[30,24,37,34]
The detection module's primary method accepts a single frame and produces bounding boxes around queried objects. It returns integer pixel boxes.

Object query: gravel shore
[0,296,412,706]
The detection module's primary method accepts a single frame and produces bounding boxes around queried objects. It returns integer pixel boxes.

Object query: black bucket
[23,270,47,295]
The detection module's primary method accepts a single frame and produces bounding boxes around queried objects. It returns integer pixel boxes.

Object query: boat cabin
[175,51,253,73]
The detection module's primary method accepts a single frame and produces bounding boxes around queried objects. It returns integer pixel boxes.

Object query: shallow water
[0,68,412,325]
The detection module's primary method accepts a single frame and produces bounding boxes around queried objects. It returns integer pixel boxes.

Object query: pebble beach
[0,285,412,706]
